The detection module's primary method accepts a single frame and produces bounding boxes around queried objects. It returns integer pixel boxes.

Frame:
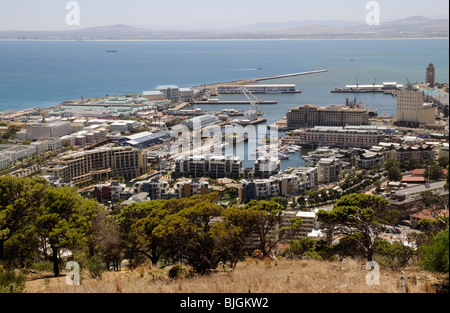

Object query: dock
[254,69,328,82]
[193,100,278,105]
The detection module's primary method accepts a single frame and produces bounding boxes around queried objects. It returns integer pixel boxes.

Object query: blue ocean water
[0,39,448,117]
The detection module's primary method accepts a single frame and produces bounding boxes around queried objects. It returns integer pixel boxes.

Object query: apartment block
[174,154,242,179]
[254,156,281,179]
[317,157,342,184]
[175,179,210,198]
[133,178,170,200]
[41,146,148,185]
[93,181,128,203]
[26,121,71,141]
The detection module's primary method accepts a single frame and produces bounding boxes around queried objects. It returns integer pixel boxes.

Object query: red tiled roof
[402,176,426,182]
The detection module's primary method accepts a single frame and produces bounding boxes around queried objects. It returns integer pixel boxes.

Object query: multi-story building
[286,104,369,129]
[31,139,63,153]
[218,84,299,94]
[373,143,434,163]
[0,155,11,170]
[182,114,219,128]
[254,156,281,178]
[357,151,385,169]
[133,178,170,200]
[41,146,148,185]
[294,126,384,148]
[317,157,342,184]
[93,181,128,203]
[154,85,181,102]
[426,63,435,86]
[174,179,209,198]
[290,167,318,190]
[395,89,436,126]
[26,121,71,141]
[174,154,242,179]
[109,120,140,133]
[0,144,37,162]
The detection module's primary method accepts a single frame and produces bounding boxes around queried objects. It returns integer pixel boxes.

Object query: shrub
[168,265,185,279]
[0,269,26,293]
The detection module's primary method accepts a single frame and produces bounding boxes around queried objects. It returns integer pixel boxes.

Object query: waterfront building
[286,104,369,129]
[154,85,181,102]
[395,90,436,126]
[254,155,281,179]
[182,114,219,128]
[143,90,165,101]
[293,126,384,148]
[217,84,299,94]
[26,121,71,141]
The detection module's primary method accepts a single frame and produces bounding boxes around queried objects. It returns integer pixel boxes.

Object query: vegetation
[1,176,448,293]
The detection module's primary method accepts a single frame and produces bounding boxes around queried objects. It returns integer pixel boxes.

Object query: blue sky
[0,0,448,30]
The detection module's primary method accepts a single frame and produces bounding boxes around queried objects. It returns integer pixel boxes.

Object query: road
[397,181,446,195]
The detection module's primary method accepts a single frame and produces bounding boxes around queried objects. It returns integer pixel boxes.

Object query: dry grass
[24,258,441,294]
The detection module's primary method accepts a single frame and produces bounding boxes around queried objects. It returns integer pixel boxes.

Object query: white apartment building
[0,155,11,170]
[0,145,37,162]
[254,156,281,178]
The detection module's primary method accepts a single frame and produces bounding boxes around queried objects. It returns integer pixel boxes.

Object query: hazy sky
[0,0,448,31]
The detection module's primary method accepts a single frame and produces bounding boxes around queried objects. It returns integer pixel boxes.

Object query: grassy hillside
[24,258,442,293]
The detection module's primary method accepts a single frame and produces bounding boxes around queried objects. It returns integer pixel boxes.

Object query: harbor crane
[241,87,262,115]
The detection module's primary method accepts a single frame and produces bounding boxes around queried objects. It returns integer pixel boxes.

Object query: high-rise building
[426,63,435,86]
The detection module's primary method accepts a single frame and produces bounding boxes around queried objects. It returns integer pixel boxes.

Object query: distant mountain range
[0,16,448,40]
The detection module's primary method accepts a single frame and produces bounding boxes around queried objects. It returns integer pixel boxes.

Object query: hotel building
[286,104,369,129]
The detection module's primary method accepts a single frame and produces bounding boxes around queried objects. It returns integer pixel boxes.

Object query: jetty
[193,100,278,105]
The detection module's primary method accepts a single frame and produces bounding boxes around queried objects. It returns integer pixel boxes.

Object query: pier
[193,100,278,105]
[254,69,328,82]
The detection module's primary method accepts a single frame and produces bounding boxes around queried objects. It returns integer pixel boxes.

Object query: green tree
[0,176,48,268]
[283,238,321,260]
[424,164,444,182]
[374,239,414,269]
[153,194,225,274]
[418,228,449,275]
[37,186,85,276]
[385,159,403,182]
[437,156,449,169]
[317,193,391,261]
